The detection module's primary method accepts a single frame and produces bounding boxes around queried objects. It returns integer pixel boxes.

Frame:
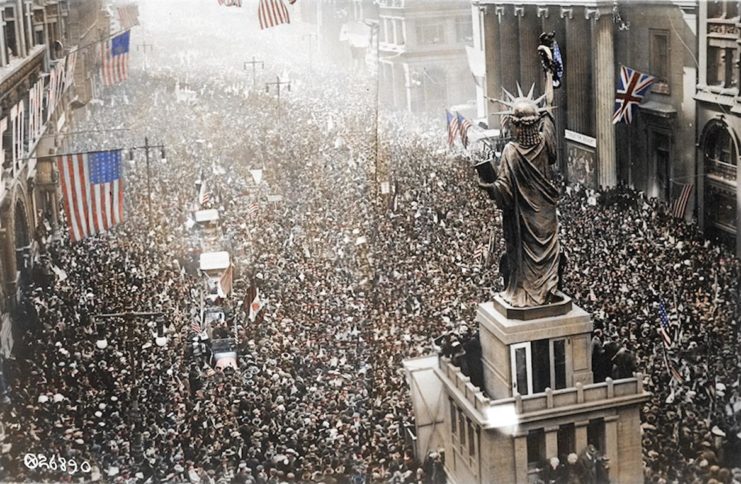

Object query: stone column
[498,6,520,96]
[516,5,542,94]
[592,9,617,188]
[604,416,619,469]
[482,7,502,128]
[563,6,592,136]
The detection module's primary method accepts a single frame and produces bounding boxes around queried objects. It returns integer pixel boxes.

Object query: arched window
[704,122,738,181]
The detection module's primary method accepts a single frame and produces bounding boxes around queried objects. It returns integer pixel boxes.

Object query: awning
[194,209,220,223]
[199,251,230,272]
[340,22,372,48]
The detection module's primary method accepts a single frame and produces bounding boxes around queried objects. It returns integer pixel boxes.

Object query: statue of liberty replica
[477,40,562,308]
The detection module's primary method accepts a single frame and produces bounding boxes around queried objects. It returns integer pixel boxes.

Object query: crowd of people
[0,1,739,482]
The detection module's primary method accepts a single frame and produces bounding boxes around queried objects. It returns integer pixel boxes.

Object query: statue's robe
[491,115,559,307]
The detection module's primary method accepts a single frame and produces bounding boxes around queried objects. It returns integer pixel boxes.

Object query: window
[707,1,739,19]
[532,339,551,393]
[450,401,457,436]
[394,19,404,45]
[511,342,532,395]
[653,132,672,201]
[553,339,567,390]
[707,46,738,88]
[557,424,576,460]
[467,419,476,456]
[587,418,606,454]
[455,17,473,43]
[4,7,20,59]
[650,30,670,93]
[416,19,445,45]
[704,124,738,181]
[458,412,466,448]
[527,429,546,468]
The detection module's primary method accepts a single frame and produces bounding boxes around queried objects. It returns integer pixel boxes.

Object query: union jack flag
[446,110,459,147]
[613,65,655,124]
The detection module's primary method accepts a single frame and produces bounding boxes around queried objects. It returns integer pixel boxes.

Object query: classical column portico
[592,9,617,188]
[498,5,520,94]
[563,6,592,136]
[482,6,502,128]
[516,5,542,94]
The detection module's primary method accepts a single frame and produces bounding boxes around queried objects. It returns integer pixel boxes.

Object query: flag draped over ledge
[57,150,125,242]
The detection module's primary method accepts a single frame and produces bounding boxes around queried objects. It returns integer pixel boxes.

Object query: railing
[440,357,646,419]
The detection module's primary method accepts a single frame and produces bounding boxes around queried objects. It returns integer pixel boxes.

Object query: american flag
[446,110,459,147]
[258,0,290,30]
[199,181,211,206]
[247,202,258,217]
[672,183,693,219]
[117,4,140,30]
[101,31,130,86]
[191,319,201,334]
[663,352,684,383]
[457,112,473,149]
[658,301,673,349]
[612,65,655,124]
[57,150,125,242]
[473,245,485,262]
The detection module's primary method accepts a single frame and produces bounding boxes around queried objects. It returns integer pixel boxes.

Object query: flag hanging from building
[612,65,655,124]
[456,112,473,149]
[57,150,125,242]
[217,265,234,298]
[101,31,131,86]
[258,0,290,30]
[64,51,78,91]
[672,183,693,219]
[117,3,140,30]
[445,110,459,147]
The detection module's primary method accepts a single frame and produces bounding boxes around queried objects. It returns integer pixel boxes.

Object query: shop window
[704,123,738,181]
[3,7,20,59]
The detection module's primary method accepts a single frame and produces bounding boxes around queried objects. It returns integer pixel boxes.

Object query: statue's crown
[491,83,549,127]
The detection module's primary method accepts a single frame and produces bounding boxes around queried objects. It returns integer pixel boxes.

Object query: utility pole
[265,76,291,116]
[243,57,264,86]
[129,138,166,228]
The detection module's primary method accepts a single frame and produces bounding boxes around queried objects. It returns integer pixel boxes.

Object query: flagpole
[145,136,152,228]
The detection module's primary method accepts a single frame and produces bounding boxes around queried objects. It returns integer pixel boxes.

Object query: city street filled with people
[0,1,739,483]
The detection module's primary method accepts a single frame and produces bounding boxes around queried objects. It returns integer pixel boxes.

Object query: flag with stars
[658,301,673,349]
[457,112,473,149]
[101,31,130,86]
[446,110,459,147]
[612,65,655,124]
[57,150,125,242]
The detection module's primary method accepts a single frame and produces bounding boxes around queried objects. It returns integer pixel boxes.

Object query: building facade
[0,0,105,356]
[472,1,698,208]
[695,0,741,255]
[378,0,476,113]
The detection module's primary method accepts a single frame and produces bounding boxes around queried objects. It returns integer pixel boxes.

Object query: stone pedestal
[476,294,594,400]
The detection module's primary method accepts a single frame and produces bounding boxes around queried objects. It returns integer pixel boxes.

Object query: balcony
[438,356,649,429]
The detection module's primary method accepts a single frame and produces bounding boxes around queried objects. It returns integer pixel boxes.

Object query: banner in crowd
[57,150,125,242]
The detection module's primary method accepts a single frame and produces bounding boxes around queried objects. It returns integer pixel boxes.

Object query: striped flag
[457,112,473,149]
[258,0,290,30]
[117,4,140,30]
[663,352,684,383]
[100,31,130,86]
[473,245,485,263]
[672,183,692,219]
[57,150,125,242]
[658,301,673,349]
[446,110,459,147]
[199,181,211,206]
[247,202,258,218]
[218,0,242,6]
[191,319,202,334]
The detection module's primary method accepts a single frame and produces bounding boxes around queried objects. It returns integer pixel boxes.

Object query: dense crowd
[0,2,738,483]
